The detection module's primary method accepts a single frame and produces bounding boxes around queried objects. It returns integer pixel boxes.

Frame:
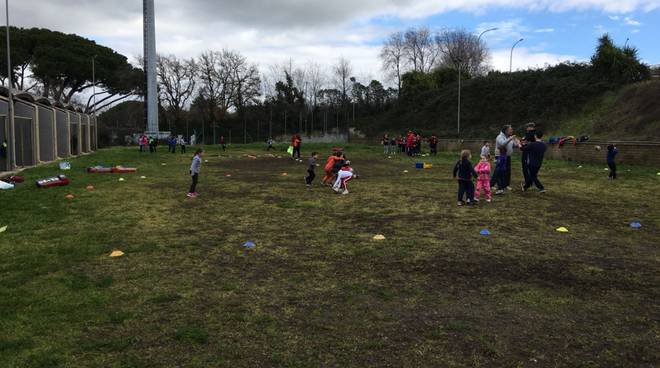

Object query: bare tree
[380,31,407,95]
[404,27,438,73]
[436,29,490,75]
[333,57,353,105]
[232,59,261,112]
[198,50,232,141]
[157,54,197,131]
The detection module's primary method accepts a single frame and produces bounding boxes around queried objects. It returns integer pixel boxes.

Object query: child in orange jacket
[322,152,343,185]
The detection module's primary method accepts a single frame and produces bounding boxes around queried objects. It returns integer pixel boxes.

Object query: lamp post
[510,38,524,73]
[5,0,15,170]
[457,27,498,137]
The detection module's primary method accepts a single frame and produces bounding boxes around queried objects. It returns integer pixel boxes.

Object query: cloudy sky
[10,0,660,83]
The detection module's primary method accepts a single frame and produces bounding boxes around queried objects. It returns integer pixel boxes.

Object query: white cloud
[624,16,643,25]
[534,28,555,33]
[491,47,580,72]
[8,0,659,86]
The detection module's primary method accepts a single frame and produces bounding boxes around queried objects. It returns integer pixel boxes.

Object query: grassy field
[1,144,659,368]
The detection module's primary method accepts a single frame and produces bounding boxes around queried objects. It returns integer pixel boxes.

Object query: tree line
[0,27,142,112]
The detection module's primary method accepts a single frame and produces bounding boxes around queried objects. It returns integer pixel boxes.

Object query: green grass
[1,143,659,367]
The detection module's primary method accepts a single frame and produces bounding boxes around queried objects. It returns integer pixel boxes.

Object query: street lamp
[510,38,524,73]
[624,38,630,48]
[457,27,498,137]
[5,0,15,169]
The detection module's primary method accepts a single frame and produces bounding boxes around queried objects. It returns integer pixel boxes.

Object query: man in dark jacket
[521,131,546,193]
[520,122,537,187]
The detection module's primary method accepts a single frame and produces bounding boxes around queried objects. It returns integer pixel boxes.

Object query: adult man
[521,131,547,193]
[520,122,537,187]
[492,125,519,194]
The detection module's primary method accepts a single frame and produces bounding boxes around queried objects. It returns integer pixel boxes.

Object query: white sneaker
[473,198,480,202]
[486,199,492,203]
[342,189,349,195]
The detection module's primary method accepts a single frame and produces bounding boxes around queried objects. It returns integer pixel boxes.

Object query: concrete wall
[38,106,56,162]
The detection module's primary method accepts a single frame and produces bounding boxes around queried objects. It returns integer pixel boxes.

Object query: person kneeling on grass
[453,150,478,206]
[521,131,546,193]
[187,149,203,198]
[333,161,356,195]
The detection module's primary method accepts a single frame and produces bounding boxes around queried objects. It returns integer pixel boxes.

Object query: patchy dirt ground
[1,144,658,367]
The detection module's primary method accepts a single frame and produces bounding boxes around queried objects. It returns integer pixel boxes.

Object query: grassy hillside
[355,71,659,142]
[554,80,660,141]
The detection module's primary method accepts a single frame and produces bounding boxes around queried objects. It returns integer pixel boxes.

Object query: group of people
[382,132,439,157]
[138,134,187,154]
[317,150,355,194]
[454,123,548,206]
[138,135,157,153]
[166,135,187,154]
[183,125,621,201]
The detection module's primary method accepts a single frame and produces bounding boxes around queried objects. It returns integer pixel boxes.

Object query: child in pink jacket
[474,155,492,202]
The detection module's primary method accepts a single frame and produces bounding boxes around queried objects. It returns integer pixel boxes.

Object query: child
[305,152,318,188]
[291,134,302,160]
[453,150,478,206]
[480,141,490,158]
[266,138,275,151]
[333,160,355,195]
[607,144,618,180]
[220,136,226,151]
[187,149,203,198]
[323,152,342,185]
[429,134,439,156]
[178,136,187,154]
[474,155,492,202]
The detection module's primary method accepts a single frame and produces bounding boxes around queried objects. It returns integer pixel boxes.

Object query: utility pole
[5,0,15,169]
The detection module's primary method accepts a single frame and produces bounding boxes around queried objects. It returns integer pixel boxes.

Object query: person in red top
[406,131,415,156]
[291,134,302,160]
[220,136,226,151]
[322,151,343,185]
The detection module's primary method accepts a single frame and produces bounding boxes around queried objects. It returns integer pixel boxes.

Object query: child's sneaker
[186,192,193,198]
[495,190,505,195]
[473,198,480,202]
[486,198,492,203]
[538,189,546,194]
[457,201,464,206]
[342,189,349,195]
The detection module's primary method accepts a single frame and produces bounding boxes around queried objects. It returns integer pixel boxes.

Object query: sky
[9,0,660,84]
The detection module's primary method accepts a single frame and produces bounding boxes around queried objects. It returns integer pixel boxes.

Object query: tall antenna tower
[143,0,158,134]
